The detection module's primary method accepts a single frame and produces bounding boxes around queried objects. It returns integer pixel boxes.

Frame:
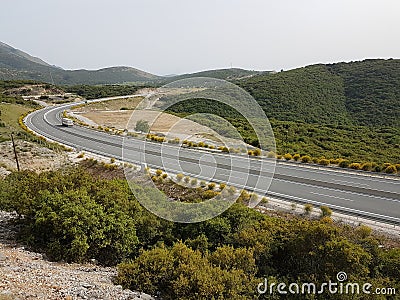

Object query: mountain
[163,59,400,128]
[237,59,400,127]
[0,42,160,85]
[170,68,267,81]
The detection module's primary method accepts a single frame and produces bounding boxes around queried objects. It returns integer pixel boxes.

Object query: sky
[1,0,399,75]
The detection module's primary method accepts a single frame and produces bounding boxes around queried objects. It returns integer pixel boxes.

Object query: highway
[25,100,400,225]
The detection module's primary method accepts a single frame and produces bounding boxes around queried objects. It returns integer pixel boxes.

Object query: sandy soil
[79,110,219,141]
[0,141,70,176]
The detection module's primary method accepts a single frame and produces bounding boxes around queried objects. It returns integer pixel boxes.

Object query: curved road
[25,99,400,225]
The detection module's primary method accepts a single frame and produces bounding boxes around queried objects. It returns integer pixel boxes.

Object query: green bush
[293,153,301,161]
[283,153,292,161]
[385,165,397,174]
[320,205,333,217]
[304,203,313,215]
[349,163,362,170]
[0,169,139,265]
[300,155,312,163]
[318,158,330,166]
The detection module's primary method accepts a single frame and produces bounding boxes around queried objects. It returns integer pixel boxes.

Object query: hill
[0,42,160,85]
[238,59,400,127]
[169,68,267,81]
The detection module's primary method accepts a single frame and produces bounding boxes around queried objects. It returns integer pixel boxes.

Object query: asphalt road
[25,100,400,224]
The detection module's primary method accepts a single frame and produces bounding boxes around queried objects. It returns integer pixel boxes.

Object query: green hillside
[238,59,400,127]
[0,42,160,85]
[327,59,400,127]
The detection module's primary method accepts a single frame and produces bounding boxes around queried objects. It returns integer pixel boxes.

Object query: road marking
[310,191,354,202]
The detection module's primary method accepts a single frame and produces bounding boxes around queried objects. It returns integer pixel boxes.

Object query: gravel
[0,211,155,300]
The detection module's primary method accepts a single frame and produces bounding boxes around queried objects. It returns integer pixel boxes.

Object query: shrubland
[0,167,399,299]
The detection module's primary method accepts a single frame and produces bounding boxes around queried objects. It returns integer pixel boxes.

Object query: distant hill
[238,59,400,127]
[169,68,267,81]
[0,42,160,85]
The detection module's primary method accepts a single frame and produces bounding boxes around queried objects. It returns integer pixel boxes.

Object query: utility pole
[10,133,20,172]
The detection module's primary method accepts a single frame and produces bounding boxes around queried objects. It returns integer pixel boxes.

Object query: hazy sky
[1,0,399,75]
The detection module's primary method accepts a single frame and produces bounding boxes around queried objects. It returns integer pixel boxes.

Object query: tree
[135,120,150,133]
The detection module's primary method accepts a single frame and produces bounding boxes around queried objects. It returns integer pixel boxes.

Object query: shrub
[202,190,218,200]
[330,158,341,165]
[156,169,163,176]
[200,180,206,187]
[162,173,168,179]
[266,151,276,158]
[300,155,311,163]
[190,178,198,186]
[77,152,85,159]
[1,169,139,265]
[184,176,190,184]
[293,154,301,161]
[221,146,229,153]
[361,163,373,171]
[283,153,292,161]
[339,160,350,168]
[320,205,332,217]
[135,120,150,133]
[304,204,313,215]
[385,165,397,174]
[207,183,216,190]
[252,148,261,156]
[227,186,236,195]
[176,173,184,182]
[219,183,226,190]
[318,158,330,166]
[110,157,116,164]
[349,163,361,170]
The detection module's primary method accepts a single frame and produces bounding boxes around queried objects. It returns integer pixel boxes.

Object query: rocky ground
[0,212,154,300]
[0,141,70,176]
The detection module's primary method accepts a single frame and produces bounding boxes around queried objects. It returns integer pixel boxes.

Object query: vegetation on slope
[0,167,399,299]
[0,80,40,142]
[238,59,400,127]
[327,59,400,127]
[64,84,148,100]
[0,42,160,85]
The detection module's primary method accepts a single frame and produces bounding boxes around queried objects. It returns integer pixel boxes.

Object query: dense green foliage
[239,65,351,125]
[64,84,147,100]
[1,168,399,299]
[327,59,400,127]
[0,80,41,142]
[238,59,400,128]
[166,101,400,164]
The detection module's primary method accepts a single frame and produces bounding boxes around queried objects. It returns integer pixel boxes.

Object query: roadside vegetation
[64,84,149,100]
[0,166,399,299]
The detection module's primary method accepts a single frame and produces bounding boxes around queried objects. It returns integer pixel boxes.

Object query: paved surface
[25,100,400,224]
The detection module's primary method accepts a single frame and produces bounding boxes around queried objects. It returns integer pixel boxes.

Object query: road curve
[24,99,400,225]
